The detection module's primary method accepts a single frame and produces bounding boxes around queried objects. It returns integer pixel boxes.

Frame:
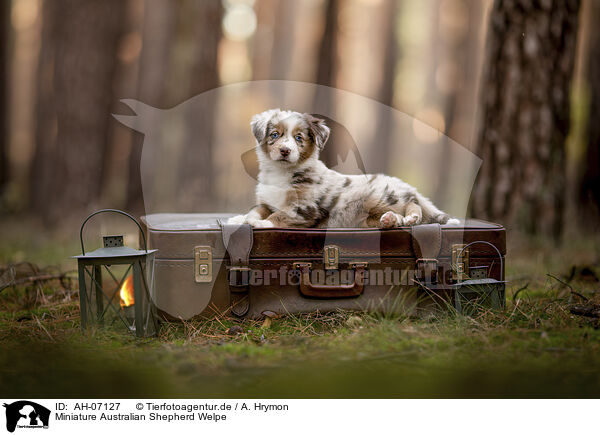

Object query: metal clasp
[451,244,470,281]
[194,246,213,283]
[324,245,339,270]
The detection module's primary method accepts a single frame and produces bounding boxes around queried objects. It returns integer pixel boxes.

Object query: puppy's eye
[295,134,302,142]
[270,132,279,139]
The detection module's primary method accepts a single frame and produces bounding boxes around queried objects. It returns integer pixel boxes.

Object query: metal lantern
[452,241,506,315]
[73,209,158,337]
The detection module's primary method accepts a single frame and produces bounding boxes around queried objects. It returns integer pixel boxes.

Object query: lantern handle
[456,240,504,282]
[79,209,148,256]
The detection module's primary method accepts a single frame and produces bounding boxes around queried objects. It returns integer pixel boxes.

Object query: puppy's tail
[417,194,461,226]
[431,213,460,226]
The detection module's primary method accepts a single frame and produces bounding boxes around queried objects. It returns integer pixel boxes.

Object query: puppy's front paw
[252,219,275,228]
[227,214,247,225]
[380,211,403,228]
[402,213,421,226]
[446,218,461,226]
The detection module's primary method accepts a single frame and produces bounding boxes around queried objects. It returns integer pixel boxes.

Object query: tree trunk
[369,0,398,174]
[579,0,600,224]
[0,0,9,198]
[30,0,126,223]
[432,1,486,204]
[126,0,176,214]
[313,0,339,168]
[251,0,278,80]
[471,0,581,239]
[268,0,297,80]
[445,0,487,148]
[177,0,222,209]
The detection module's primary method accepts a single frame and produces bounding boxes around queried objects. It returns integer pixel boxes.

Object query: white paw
[446,218,461,226]
[402,213,421,226]
[252,219,275,228]
[227,214,247,225]
[380,211,403,228]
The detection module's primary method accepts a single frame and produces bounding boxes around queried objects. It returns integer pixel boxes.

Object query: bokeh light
[11,0,39,31]
[222,3,257,41]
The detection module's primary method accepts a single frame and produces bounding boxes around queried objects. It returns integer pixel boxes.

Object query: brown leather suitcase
[141,214,506,320]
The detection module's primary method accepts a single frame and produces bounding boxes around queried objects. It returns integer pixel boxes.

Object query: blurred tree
[30,0,126,223]
[316,0,400,174]
[471,0,581,239]
[177,0,223,208]
[370,0,398,174]
[314,0,341,168]
[126,0,176,214]
[0,0,9,199]
[579,0,600,224]
[251,0,279,80]
[422,1,451,197]
[432,0,485,202]
[269,0,297,79]
[445,0,487,148]
[315,0,339,93]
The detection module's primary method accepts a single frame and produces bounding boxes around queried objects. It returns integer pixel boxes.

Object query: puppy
[228,109,459,228]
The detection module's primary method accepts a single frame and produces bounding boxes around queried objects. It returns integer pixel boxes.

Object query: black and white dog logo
[3,401,50,433]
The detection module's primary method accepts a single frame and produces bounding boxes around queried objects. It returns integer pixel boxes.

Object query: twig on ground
[33,314,55,341]
[547,274,589,301]
[211,312,228,330]
[0,272,76,293]
[569,304,600,319]
[513,282,530,300]
[501,299,520,326]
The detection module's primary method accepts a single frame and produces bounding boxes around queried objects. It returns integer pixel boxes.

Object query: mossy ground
[1,222,599,398]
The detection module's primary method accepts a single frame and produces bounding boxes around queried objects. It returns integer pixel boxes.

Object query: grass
[1,226,600,398]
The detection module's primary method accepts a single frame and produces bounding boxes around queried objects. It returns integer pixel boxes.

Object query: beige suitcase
[141,214,506,319]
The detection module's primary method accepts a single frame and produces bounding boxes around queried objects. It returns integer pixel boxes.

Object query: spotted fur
[227,109,460,228]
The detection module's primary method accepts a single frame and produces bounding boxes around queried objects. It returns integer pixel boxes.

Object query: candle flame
[119,275,134,308]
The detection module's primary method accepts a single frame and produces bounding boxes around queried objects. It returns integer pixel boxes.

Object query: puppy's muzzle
[279,147,291,158]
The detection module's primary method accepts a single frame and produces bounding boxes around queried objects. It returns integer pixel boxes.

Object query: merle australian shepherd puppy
[228,109,459,229]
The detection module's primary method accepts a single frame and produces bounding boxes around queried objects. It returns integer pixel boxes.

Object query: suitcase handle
[292,262,367,298]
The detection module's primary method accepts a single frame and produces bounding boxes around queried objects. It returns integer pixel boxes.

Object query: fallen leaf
[227,325,243,335]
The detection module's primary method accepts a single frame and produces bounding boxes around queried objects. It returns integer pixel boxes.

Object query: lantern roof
[74,231,157,259]
[73,246,157,259]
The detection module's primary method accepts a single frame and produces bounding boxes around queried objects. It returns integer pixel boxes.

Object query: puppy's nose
[280,147,291,157]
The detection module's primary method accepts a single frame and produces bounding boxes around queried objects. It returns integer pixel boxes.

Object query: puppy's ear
[250,109,280,143]
[305,114,330,150]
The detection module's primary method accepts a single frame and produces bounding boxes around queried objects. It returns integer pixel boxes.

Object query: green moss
[2,231,600,397]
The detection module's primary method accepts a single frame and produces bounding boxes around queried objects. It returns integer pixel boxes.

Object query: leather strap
[411,223,442,283]
[219,221,253,317]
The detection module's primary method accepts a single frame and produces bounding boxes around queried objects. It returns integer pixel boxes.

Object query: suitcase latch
[451,244,470,281]
[324,245,339,270]
[194,246,213,283]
